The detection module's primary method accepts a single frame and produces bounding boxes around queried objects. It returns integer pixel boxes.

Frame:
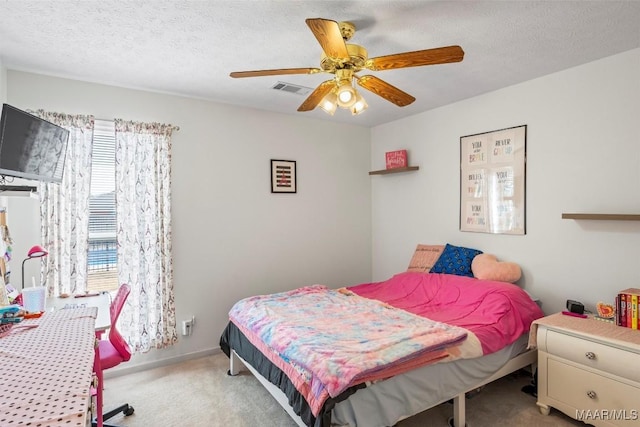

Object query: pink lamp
[22,245,48,290]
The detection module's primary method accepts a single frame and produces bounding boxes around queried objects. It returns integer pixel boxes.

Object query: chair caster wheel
[124,405,134,416]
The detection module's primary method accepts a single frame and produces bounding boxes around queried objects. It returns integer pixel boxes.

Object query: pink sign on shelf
[385,150,408,169]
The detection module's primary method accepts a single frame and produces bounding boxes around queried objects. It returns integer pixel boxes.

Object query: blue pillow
[430,243,483,277]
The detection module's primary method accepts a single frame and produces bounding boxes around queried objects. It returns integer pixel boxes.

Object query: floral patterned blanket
[229,285,471,416]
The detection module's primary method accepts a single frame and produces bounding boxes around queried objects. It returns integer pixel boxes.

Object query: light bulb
[336,83,357,108]
[351,93,368,115]
[319,91,337,115]
[338,89,354,103]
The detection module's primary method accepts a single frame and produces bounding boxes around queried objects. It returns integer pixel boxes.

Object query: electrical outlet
[181,315,196,336]
[181,319,192,336]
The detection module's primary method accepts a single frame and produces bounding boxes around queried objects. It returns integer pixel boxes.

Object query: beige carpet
[100,352,589,427]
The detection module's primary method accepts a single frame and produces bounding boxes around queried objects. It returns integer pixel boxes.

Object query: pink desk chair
[92,284,135,427]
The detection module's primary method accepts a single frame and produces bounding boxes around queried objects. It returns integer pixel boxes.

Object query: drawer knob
[587,390,597,399]
[585,351,596,360]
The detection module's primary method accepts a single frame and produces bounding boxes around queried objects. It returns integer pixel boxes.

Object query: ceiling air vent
[272,81,312,96]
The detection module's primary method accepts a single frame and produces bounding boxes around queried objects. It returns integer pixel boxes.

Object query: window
[87,120,117,292]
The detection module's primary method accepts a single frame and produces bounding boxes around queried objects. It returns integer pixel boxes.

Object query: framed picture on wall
[271,159,297,193]
[460,125,526,235]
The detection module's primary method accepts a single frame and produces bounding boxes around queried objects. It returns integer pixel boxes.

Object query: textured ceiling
[1,1,639,128]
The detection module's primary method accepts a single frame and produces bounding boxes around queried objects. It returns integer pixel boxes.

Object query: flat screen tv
[0,103,69,183]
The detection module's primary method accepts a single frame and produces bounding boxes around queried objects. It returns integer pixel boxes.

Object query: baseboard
[103,347,221,379]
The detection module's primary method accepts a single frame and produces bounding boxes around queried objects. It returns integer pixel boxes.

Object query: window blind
[87,120,117,291]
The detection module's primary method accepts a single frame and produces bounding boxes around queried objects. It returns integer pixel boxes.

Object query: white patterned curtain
[34,111,94,297]
[114,119,178,352]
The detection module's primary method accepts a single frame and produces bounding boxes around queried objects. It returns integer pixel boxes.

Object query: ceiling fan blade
[357,75,415,107]
[367,45,464,71]
[298,80,335,112]
[230,68,321,78]
[305,18,350,61]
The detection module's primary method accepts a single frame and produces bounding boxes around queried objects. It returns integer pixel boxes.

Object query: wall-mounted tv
[0,103,69,183]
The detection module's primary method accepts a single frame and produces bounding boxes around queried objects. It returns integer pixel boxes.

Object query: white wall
[0,60,6,103]
[6,71,372,371]
[371,48,640,316]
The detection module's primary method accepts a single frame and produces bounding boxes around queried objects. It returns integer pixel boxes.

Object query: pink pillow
[471,254,521,283]
[407,244,445,273]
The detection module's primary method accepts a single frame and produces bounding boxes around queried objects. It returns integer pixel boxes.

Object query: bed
[220,271,544,427]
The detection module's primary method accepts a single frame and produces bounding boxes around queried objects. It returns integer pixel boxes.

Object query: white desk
[47,292,111,332]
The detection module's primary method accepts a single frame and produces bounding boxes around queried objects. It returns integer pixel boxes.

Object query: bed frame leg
[227,350,244,376]
[450,393,466,427]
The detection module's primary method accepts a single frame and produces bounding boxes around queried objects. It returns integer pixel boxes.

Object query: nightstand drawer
[546,330,640,383]
[548,358,640,426]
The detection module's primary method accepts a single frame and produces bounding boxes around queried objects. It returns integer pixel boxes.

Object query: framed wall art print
[271,159,297,193]
[460,125,526,235]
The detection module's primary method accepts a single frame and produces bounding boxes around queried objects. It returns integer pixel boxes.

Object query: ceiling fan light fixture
[336,82,357,108]
[319,91,338,115]
[231,18,465,117]
[351,93,368,115]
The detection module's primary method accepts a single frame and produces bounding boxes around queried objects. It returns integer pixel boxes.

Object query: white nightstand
[532,313,640,427]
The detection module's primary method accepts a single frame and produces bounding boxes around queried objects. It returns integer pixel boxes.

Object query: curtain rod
[97,118,180,132]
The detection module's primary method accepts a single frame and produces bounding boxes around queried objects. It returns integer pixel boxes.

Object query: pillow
[471,253,522,283]
[407,244,445,272]
[430,243,482,277]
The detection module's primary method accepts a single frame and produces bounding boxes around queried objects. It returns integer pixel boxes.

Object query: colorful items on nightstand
[594,301,616,323]
[615,288,640,329]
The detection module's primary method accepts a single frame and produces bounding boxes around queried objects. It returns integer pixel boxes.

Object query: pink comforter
[349,272,544,354]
